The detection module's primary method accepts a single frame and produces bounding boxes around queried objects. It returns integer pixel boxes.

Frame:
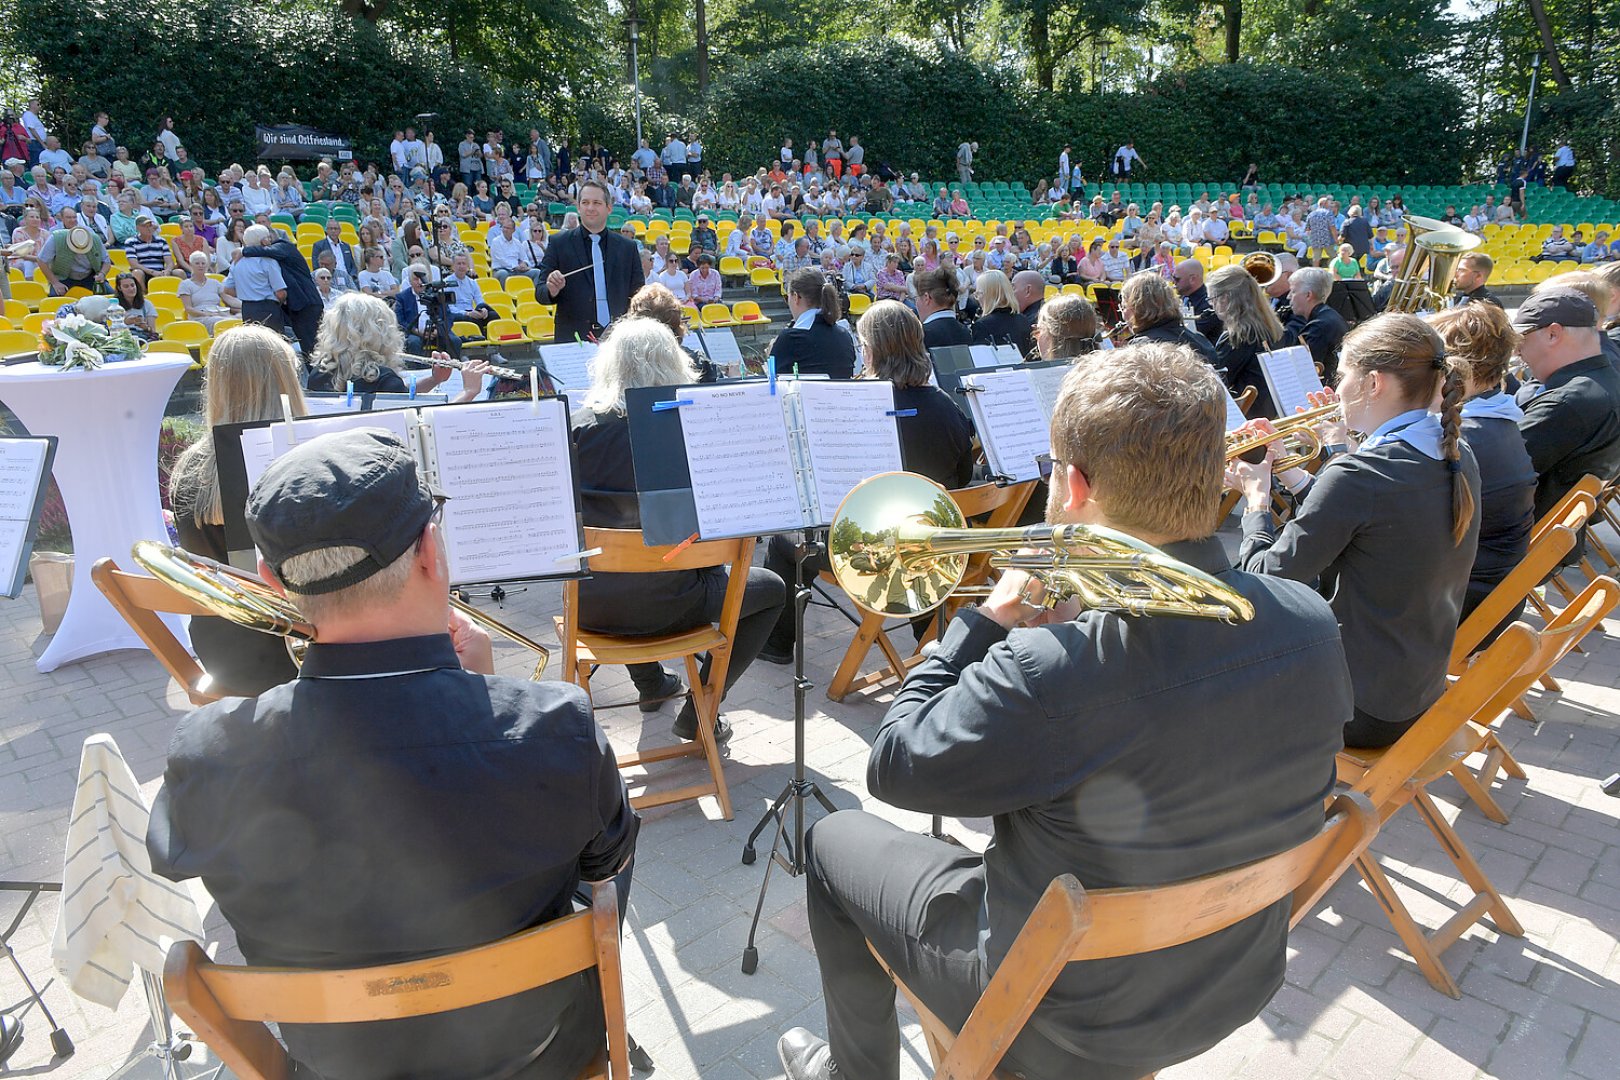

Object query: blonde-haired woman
[1207,264,1286,417]
[970,268,1026,350]
[572,317,786,743]
[167,327,309,693]
[306,292,481,399]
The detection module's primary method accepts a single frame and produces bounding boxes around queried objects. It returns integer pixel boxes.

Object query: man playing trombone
[778,342,1352,1080]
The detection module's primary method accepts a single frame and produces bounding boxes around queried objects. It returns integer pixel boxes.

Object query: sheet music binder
[1258,345,1325,419]
[212,398,587,586]
[957,360,1070,483]
[626,379,903,546]
[301,391,450,415]
[0,435,59,599]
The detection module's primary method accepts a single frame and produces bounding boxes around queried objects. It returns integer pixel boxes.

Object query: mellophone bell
[133,316,1437,1080]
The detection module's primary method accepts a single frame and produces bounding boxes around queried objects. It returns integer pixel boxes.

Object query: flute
[403,353,524,381]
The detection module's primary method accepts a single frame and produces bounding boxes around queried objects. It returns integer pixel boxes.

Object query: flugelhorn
[827,473,1255,623]
[1225,403,1343,472]
[131,541,550,679]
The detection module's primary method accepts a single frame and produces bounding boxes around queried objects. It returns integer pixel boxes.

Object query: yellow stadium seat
[23,313,50,333]
[515,301,548,323]
[701,303,736,328]
[159,223,181,239]
[750,267,781,291]
[9,280,47,309]
[0,328,38,357]
[485,318,529,346]
[846,293,871,316]
[146,276,180,294]
[149,295,185,320]
[212,317,243,335]
[4,299,29,321]
[526,314,555,341]
[162,319,213,368]
[453,319,486,345]
[0,316,11,331]
[719,256,747,280]
[64,287,92,300]
[37,296,73,314]
[682,304,703,327]
[732,300,770,325]
[144,340,193,358]
[504,276,537,302]
[296,224,326,241]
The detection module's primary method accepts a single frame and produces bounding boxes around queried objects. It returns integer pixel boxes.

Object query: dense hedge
[18,0,535,171]
[700,42,1470,187]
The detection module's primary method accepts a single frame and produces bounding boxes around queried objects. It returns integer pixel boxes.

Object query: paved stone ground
[3,520,1619,1080]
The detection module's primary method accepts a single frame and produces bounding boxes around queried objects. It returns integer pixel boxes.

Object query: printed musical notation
[421,401,581,584]
[681,382,803,538]
[1224,389,1248,432]
[962,370,1049,483]
[1025,365,1069,424]
[539,342,598,390]
[1259,345,1325,419]
[0,437,52,598]
[684,328,744,372]
[242,412,415,492]
[794,381,903,524]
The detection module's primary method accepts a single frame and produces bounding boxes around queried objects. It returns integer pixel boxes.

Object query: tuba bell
[1385,215,1481,314]
[1240,251,1281,288]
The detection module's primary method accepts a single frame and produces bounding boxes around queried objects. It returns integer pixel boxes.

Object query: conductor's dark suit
[537,226,645,344]
[922,311,972,349]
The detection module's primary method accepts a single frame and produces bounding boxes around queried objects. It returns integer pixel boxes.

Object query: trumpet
[827,473,1254,623]
[404,353,524,382]
[131,541,550,680]
[1225,403,1343,471]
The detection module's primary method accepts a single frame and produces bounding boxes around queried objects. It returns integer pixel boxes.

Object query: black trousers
[763,534,936,652]
[806,811,1145,1080]
[240,298,286,336]
[288,302,320,358]
[586,566,785,699]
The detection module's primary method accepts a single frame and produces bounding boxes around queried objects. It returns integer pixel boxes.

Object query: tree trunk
[695,0,709,95]
[1222,0,1241,63]
[1028,2,1053,92]
[338,0,388,21]
[1525,0,1573,88]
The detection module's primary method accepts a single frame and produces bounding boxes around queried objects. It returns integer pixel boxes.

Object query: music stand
[0,881,73,1060]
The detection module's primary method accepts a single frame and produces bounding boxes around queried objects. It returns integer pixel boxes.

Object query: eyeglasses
[1034,453,1057,481]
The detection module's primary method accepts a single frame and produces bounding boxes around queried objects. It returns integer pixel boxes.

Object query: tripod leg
[811,783,838,815]
[741,795,793,975]
[2,941,72,1058]
[742,783,794,865]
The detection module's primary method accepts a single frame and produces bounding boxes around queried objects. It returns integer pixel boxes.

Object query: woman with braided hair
[1230,313,1480,748]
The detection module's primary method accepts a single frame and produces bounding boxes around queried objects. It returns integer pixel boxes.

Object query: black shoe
[672,695,733,744]
[0,1014,23,1066]
[758,643,794,665]
[778,1027,838,1080]
[638,672,686,713]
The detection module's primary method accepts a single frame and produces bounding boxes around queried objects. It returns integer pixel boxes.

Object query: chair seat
[1339,728,1476,788]
[567,625,726,667]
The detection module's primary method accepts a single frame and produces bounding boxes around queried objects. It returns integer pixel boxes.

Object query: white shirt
[21,109,47,142]
[792,307,820,330]
[446,272,485,314]
[1114,145,1142,172]
[1554,144,1575,168]
[923,308,956,325]
[1203,218,1229,243]
[390,139,407,172]
[487,227,534,272]
[723,230,750,258]
[242,183,276,216]
[652,267,687,296]
[158,129,181,159]
[359,267,398,295]
[1058,151,1070,181]
[403,139,427,169]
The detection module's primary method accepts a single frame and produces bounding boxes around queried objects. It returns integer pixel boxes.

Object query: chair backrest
[1473,577,1619,724]
[1451,522,1577,669]
[1358,624,1538,810]
[165,883,630,1080]
[91,558,220,706]
[1529,475,1600,547]
[931,792,1378,1080]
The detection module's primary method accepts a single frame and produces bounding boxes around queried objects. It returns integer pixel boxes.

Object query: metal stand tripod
[739,531,837,975]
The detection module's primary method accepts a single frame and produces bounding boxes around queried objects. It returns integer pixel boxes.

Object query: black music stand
[739,530,839,975]
[0,881,74,1060]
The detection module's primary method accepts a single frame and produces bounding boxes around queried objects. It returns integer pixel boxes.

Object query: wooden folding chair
[873,792,1379,1080]
[164,882,631,1080]
[1585,469,1620,573]
[824,481,1034,703]
[554,527,753,820]
[1336,625,1541,997]
[1525,475,1603,620]
[91,557,221,706]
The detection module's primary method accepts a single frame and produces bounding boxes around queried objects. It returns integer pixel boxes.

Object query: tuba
[1385,215,1481,314]
[826,473,1255,622]
[132,541,550,679]
[1240,251,1281,288]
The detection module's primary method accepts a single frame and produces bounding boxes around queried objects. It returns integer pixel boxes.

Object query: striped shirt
[124,236,170,272]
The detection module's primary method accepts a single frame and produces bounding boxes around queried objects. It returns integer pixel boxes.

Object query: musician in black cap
[538,178,644,344]
[148,428,637,1080]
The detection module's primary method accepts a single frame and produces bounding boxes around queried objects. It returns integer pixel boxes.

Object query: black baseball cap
[1512,288,1597,333]
[247,429,443,595]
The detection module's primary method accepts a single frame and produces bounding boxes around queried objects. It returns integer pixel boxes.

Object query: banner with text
[255,124,353,161]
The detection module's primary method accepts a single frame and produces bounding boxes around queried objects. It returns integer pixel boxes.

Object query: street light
[1519,51,1541,157]
[626,17,644,150]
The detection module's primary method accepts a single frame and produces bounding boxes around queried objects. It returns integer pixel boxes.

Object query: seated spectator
[241,168,277,218]
[690,215,718,255]
[487,210,544,287]
[444,252,498,343]
[1099,238,1131,282]
[1537,226,1579,262]
[110,146,141,184]
[124,214,176,285]
[687,253,722,305]
[274,170,305,220]
[359,247,400,299]
[875,252,909,303]
[650,246,688,298]
[179,251,236,329]
[76,195,111,246]
[1583,231,1615,264]
[842,247,876,296]
[749,218,774,257]
[112,271,160,339]
[141,169,183,219]
[949,189,970,217]
[1330,243,1362,280]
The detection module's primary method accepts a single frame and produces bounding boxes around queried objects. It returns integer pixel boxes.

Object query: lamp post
[626,17,644,151]
[1519,52,1541,157]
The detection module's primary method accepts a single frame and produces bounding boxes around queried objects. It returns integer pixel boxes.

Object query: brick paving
[2,516,1619,1079]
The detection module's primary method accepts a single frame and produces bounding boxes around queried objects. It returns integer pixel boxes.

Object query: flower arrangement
[38,312,142,371]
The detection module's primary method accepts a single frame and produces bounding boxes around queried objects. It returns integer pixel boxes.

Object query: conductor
[540,179,645,344]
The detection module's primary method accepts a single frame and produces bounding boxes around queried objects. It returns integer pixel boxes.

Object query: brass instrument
[131,541,550,679]
[1225,403,1344,471]
[827,473,1255,622]
[1385,215,1481,314]
[1108,320,1134,345]
[404,352,524,382]
[1240,251,1281,288]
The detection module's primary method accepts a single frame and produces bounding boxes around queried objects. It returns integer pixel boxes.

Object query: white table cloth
[0,354,194,671]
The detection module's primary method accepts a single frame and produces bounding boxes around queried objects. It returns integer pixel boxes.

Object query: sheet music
[995,344,1025,365]
[684,328,744,372]
[1026,365,1070,422]
[969,345,1002,369]
[680,382,803,537]
[419,401,582,584]
[539,342,597,390]
[962,370,1050,482]
[243,412,415,491]
[793,381,903,524]
[300,393,447,416]
[1224,389,1249,432]
[1259,345,1324,418]
[0,437,52,598]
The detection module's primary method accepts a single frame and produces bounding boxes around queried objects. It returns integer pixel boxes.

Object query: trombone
[131,541,550,680]
[1225,403,1343,472]
[827,473,1254,623]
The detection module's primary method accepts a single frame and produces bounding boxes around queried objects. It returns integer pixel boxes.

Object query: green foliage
[16,0,535,170]
[701,44,1468,185]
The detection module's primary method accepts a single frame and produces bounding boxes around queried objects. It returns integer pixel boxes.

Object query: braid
[1438,362,1475,545]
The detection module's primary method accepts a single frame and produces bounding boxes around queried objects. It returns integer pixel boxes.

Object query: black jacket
[1456,284,1503,309]
[922,311,971,350]
[1242,439,1481,728]
[1135,319,1218,368]
[537,226,645,344]
[894,384,976,489]
[1183,285,1222,342]
[1516,353,1620,519]
[1215,331,1280,419]
[1460,400,1536,591]
[239,239,319,312]
[1281,303,1348,383]
[871,536,1349,1073]
[768,317,857,379]
[971,307,1031,357]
